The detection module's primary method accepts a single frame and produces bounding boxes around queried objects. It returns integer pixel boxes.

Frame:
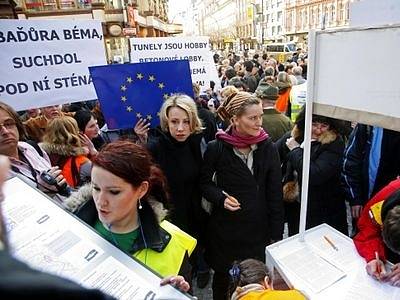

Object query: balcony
[23,0,92,12]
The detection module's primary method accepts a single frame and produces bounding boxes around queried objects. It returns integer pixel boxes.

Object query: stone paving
[192,271,213,300]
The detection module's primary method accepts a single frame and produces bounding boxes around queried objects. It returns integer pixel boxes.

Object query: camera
[40,171,72,197]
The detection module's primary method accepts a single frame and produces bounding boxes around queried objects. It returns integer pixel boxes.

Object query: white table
[266,224,400,299]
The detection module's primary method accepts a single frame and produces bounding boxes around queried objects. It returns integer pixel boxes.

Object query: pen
[375,251,381,275]
[222,190,230,198]
[324,235,338,251]
[222,190,240,205]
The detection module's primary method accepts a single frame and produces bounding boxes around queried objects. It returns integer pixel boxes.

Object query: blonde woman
[41,116,91,188]
[135,94,211,288]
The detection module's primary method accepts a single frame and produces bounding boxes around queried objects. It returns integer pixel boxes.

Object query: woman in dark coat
[277,107,348,236]
[200,91,284,300]
[134,94,210,288]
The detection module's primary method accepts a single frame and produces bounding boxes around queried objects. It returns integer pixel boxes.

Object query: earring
[138,198,142,210]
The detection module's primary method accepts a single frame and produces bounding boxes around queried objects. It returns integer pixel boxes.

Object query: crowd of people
[1,49,400,300]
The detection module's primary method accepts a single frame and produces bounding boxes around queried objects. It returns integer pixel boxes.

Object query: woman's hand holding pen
[366,258,386,281]
[222,191,241,211]
[380,263,400,287]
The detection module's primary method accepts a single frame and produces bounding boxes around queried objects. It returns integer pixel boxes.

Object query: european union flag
[89,60,193,129]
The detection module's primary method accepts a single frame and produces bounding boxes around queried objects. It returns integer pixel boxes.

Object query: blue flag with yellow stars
[89,60,193,129]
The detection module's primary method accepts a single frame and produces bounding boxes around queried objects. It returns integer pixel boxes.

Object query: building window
[302,9,307,29]
[59,0,76,10]
[24,0,42,11]
[77,0,91,9]
[277,11,282,22]
[277,25,281,34]
[331,4,336,24]
[23,0,94,11]
[272,26,275,36]
[24,0,55,10]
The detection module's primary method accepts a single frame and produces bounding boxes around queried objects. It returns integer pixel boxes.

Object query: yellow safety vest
[133,220,197,277]
[290,83,307,122]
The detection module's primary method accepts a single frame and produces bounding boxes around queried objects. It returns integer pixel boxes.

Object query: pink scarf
[216,127,269,148]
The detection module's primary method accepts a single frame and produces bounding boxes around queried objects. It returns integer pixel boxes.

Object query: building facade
[285,0,354,46]
[236,0,258,50]
[4,0,182,62]
[263,0,285,43]
[196,0,236,51]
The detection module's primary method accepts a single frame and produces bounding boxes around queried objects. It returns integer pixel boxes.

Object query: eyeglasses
[0,120,17,130]
[312,122,330,130]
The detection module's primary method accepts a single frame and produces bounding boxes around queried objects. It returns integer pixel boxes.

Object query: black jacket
[0,250,113,299]
[200,138,284,272]
[147,129,208,241]
[341,124,400,207]
[284,128,348,234]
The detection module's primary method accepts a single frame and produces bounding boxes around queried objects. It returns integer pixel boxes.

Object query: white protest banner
[0,20,106,111]
[130,36,220,92]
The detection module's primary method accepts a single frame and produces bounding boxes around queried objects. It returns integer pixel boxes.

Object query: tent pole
[299,29,316,241]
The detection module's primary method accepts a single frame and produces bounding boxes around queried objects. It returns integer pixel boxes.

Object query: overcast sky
[168,0,190,23]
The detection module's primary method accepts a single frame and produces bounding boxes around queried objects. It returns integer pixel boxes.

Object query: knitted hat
[255,83,279,101]
[216,91,253,122]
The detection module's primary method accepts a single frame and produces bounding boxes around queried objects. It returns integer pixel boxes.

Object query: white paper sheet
[81,257,156,300]
[344,269,400,300]
[279,246,346,293]
[307,233,357,272]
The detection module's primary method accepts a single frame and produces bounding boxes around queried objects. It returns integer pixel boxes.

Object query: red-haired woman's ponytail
[148,165,170,209]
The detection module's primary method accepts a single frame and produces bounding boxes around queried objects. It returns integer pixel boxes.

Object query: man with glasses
[0,101,68,198]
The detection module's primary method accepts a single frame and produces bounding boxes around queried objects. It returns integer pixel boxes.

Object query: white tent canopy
[311,24,400,131]
[300,24,400,237]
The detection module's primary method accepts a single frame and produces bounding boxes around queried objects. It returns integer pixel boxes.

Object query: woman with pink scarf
[200,92,284,300]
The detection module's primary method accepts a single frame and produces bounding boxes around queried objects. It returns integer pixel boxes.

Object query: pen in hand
[375,251,382,277]
[222,190,241,211]
[222,190,240,204]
